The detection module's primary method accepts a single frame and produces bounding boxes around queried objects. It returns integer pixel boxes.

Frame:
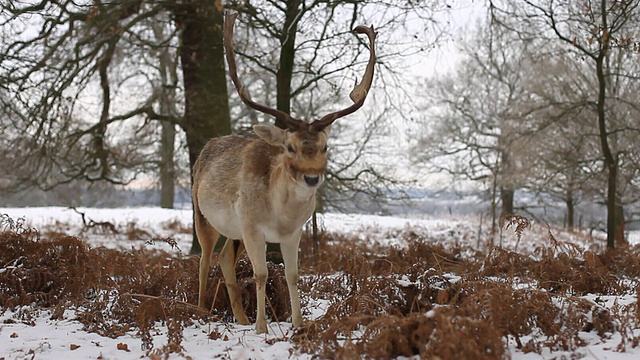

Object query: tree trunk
[160,120,176,209]
[596,53,617,249]
[175,0,231,255]
[500,186,514,215]
[490,171,498,243]
[275,0,300,128]
[498,145,515,217]
[152,20,178,210]
[592,0,619,250]
[614,194,626,246]
[565,187,574,232]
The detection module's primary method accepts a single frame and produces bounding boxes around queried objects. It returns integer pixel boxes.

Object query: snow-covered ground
[1,207,639,359]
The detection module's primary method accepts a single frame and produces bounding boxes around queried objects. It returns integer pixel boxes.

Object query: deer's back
[193,133,282,238]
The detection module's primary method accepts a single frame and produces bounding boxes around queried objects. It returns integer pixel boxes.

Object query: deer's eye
[322,145,328,153]
[287,144,296,153]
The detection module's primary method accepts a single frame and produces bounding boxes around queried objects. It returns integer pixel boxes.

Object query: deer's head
[224,13,376,188]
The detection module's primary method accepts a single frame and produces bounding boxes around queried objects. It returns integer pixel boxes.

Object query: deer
[192,12,376,334]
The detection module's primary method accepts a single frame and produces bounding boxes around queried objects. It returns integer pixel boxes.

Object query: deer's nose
[303,175,320,187]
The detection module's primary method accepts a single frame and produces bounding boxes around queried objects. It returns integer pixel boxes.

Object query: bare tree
[524,111,602,231]
[1,1,154,189]
[149,16,180,209]
[0,0,232,254]
[490,0,640,248]
[415,22,537,235]
[0,0,229,189]
[518,39,640,234]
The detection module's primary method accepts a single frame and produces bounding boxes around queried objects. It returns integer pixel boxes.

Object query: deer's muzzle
[303,175,321,187]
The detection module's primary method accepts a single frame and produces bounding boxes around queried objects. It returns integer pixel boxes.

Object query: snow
[1,206,639,359]
[2,308,301,359]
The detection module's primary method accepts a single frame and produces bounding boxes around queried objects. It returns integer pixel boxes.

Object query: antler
[311,24,377,131]
[224,13,376,132]
[224,13,303,130]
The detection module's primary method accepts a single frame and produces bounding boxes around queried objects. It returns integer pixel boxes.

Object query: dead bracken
[1,214,640,359]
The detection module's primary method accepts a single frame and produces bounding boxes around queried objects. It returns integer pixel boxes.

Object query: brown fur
[193,125,330,334]
[196,13,377,334]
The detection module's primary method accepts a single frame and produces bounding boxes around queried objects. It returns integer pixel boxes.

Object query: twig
[124,293,209,315]
[69,206,118,234]
[265,295,286,338]
[210,278,223,313]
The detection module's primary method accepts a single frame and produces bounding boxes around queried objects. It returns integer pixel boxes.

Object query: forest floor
[1,207,640,359]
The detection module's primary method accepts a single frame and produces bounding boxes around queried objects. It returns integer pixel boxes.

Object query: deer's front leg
[242,228,268,334]
[281,235,302,328]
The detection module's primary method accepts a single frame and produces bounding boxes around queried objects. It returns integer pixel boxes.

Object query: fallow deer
[192,13,376,334]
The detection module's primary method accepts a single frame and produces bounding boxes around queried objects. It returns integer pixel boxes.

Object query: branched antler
[223,12,377,132]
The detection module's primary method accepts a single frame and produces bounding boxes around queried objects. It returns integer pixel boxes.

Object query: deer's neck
[270,162,316,219]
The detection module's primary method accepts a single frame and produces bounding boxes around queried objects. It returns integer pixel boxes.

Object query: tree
[414,22,537,234]
[172,0,231,254]
[149,16,180,209]
[0,0,231,253]
[504,42,601,230]
[490,0,640,248]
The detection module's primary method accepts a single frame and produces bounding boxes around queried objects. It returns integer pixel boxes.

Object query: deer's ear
[253,124,286,146]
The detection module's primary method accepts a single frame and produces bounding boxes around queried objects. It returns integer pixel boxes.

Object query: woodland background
[1,0,639,247]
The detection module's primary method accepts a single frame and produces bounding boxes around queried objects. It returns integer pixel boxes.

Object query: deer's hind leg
[195,208,220,310]
[219,238,250,325]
